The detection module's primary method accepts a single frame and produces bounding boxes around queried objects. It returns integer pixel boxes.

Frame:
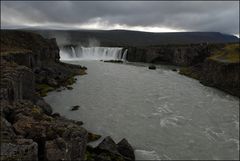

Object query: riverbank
[0,30,135,161]
[125,43,239,97]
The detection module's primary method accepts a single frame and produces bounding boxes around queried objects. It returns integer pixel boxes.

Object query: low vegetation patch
[36,83,55,97]
[179,66,202,80]
[208,44,239,63]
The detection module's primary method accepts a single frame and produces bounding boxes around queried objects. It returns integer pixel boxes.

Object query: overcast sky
[1,1,239,36]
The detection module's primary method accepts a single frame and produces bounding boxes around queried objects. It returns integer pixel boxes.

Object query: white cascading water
[71,46,77,57]
[60,46,128,61]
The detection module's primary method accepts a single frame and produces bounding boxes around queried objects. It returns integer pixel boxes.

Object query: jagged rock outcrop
[0,100,88,161]
[85,136,134,161]
[0,60,35,102]
[0,30,135,161]
[0,30,88,161]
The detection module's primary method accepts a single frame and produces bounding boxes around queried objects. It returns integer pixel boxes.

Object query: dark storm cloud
[1,1,239,35]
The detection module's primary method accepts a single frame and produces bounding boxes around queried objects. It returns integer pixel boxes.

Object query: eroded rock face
[200,59,240,97]
[0,100,88,161]
[0,139,38,161]
[0,60,35,102]
[117,139,135,161]
[45,138,67,161]
[127,44,210,66]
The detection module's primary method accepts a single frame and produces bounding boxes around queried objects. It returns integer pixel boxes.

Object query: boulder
[62,125,88,160]
[36,98,52,115]
[71,105,80,111]
[97,136,119,155]
[45,138,68,161]
[117,139,135,160]
[0,139,38,161]
[148,65,156,70]
[0,116,16,142]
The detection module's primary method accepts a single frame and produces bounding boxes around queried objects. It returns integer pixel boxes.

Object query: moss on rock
[36,84,55,97]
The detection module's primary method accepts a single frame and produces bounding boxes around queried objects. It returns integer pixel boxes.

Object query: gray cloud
[1,1,239,35]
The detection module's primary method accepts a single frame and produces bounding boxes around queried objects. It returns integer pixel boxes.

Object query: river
[45,60,239,160]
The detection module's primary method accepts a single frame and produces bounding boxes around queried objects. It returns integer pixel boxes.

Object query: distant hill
[18,29,240,46]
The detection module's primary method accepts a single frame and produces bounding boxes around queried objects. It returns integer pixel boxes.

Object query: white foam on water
[135,149,161,160]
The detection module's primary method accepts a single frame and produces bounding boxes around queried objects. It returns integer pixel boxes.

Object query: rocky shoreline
[126,43,239,97]
[0,30,135,161]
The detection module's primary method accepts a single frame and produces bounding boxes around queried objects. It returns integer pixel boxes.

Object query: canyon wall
[0,30,88,161]
[126,44,210,66]
[126,44,239,97]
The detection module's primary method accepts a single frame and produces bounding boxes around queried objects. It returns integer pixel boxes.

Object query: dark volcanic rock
[117,139,135,161]
[104,60,123,63]
[127,44,210,66]
[36,98,52,115]
[0,139,38,161]
[0,30,135,161]
[97,136,120,155]
[71,105,80,111]
[200,59,239,97]
[148,65,156,70]
[45,138,68,161]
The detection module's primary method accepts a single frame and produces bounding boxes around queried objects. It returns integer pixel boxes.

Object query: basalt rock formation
[126,44,211,66]
[126,43,239,97]
[0,30,88,161]
[0,30,135,161]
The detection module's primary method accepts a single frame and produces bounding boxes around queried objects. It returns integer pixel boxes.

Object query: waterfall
[60,46,128,61]
[71,46,77,57]
[122,49,128,61]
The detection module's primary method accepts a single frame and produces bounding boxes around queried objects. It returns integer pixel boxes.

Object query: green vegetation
[179,67,201,80]
[0,30,50,55]
[36,83,55,97]
[87,132,101,142]
[208,44,240,63]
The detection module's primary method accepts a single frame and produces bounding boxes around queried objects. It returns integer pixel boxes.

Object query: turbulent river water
[45,60,239,160]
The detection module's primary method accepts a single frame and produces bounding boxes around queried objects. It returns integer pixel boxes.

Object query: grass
[208,44,240,63]
[179,67,201,80]
[36,83,55,97]
[0,30,49,55]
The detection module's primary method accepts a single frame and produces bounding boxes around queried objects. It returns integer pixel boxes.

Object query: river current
[45,60,239,160]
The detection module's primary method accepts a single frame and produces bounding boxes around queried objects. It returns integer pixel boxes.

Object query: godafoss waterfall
[60,46,128,61]
[44,48,239,160]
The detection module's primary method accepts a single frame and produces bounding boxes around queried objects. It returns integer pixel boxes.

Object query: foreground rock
[85,136,135,161]
[117,139,135,161]
[0,30,88,160]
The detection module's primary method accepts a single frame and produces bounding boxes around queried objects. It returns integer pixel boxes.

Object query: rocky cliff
[0,30,135,161]
[179,44,239,97]
[126,44,210,66]
[126,43,239,97]
[0,30,88,161]
[200,59,239,96]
